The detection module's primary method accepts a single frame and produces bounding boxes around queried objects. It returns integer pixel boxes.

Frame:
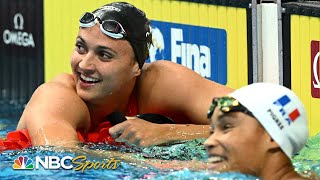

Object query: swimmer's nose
[78,52,96,72]
[204,133,219,150]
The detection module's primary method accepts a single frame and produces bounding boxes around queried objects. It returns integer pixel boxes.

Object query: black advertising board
[0,0,44,107]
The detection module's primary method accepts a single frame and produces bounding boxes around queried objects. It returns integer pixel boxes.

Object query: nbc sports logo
[12,156,34,170]
[273,95,300,125]
[11,155,121,171]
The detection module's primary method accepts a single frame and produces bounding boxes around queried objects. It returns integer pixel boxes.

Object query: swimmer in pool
[14,2,233,148]
[205,83,316,179]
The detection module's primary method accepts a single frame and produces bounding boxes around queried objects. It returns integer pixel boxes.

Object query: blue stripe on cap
[278,95,290,106]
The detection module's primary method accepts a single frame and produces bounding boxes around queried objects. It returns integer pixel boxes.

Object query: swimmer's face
[204,110,270,176]
[70,24,141,103]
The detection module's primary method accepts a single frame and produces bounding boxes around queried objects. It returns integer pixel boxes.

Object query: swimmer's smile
[207,153,227,169]
[78,73,101,86]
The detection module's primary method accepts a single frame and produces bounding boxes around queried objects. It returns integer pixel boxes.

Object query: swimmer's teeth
[80,74,99,83]
[208,156,224,163]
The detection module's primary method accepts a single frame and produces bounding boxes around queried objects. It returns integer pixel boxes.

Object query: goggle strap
[207,97,255,119]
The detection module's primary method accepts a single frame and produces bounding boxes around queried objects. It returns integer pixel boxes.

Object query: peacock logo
[12,156,34,170]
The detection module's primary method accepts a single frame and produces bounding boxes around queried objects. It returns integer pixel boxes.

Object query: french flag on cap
[273,95,300,125]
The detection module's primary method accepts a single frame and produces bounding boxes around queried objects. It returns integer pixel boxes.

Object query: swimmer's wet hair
[93,2,152,69]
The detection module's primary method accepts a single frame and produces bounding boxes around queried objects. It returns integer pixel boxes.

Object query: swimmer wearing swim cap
[16,2,233,148]
[205,83,314,180]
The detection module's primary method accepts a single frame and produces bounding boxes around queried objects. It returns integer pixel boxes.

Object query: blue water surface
[0,134,259,179]
[0,100,319,179]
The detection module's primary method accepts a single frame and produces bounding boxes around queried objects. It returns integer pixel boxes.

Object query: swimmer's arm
[110,117,209,146]
[109,61,232,146]
[17,74,90,146]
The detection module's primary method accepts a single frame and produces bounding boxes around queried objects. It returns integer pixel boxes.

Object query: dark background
[0,0,44,118]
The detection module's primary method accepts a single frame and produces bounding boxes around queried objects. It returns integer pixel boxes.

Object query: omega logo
[13,13,24,30]
[2,12,35,48]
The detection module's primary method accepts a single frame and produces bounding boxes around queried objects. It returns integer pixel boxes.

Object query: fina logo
[149,27,166,62]
[149,26,211,78]
[148,20,227,83]
[2,13,35,48]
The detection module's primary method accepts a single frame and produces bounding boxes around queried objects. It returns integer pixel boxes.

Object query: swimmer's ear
[132,61,141,77]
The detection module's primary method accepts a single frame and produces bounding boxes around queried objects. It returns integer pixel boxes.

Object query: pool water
[0,101,319,179]
[0,125,258,180]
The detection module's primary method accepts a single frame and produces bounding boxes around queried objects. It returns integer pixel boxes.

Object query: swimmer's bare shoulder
[137,60,233,124]
[50,73,76,88]
[17,73,90,146]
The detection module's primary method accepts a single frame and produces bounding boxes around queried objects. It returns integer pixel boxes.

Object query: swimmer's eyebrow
[210,115,228,133]
[210,111,239,133]
[76,36,117,54]
[76,36,86,44]
[216,112,238,125]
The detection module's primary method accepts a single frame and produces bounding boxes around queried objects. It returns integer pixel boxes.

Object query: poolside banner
[44,0,250,89]
[282,2,320,135]
[0,0,44,104]
[148,21,227,84]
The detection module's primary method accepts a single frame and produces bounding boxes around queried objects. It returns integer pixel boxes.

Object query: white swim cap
[229,83,308,158]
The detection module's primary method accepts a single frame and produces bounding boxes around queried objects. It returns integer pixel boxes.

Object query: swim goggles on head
[79,12,126,39]
[207,96,254,119]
